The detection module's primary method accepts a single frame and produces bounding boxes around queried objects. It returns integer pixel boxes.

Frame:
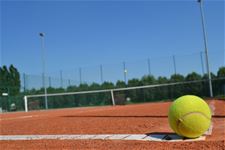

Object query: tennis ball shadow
[145,132,186,140]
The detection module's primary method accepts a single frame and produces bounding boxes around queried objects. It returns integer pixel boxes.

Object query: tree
[155,76,169,100]
[101,82,114,89]
[170,74,185,82]
[116,80,126,88]
[79,83,89,91]
[0,65,21,111]
[170,74,185,98]
[128,78,142,87]
[217,67,225,78]
[141,75,156,85]
[141,75,157,101]
[100,82,114,105]
[89,83,102,105]
[9,65,21,95]
[67,85,78,92]
[185,72,202,96]
[127,78,143,102]
[89,83,101,90]
[157,76,168,84]
[0,65,21,96]
[202,72,216,97]
[216,67,225,96]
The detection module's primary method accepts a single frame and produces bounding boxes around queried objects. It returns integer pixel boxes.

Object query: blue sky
[1,0,224,86]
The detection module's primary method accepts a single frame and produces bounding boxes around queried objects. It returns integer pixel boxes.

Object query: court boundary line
[0,134,206,142]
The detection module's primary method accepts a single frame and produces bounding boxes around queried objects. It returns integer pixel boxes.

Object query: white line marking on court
[205,125,213,135]
[91,135,111,140]
[123,134,147,140]
[209,100,215,116]
[106,134,130,140]
[205,100,215,135]
[0,134,206,142]
[0,115,39,121]
[0,106,111,121]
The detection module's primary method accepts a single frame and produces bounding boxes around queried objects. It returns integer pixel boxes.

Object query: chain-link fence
[21,50,223,91]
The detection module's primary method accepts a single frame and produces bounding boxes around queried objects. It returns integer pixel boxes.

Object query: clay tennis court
[0,99,224,149]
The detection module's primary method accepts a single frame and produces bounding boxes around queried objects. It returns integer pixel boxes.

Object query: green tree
[101,82,114,89]
[116,80,126,88]
[67,85,78,92]
[157,76,168,84]
[185,72,203,96]
[141,75,156,85]
[100,82,114,105]
[89,83,102,105]
[9,65,21,95]
[128,78,142,87]
[141,75,156,101]
[0,65,21,96]
[0,66,9,93]
[217,67,225,77]
[79,83,89,91]
[89,83,101,90]
[202,72,216,97]
[170,74,185,98]
[155,76,169,100]
[170,74,185,82]
[216,67,225,96]
[0,65,21,111]
[127,78,143,102]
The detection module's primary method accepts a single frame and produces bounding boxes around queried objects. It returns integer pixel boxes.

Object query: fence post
[111,90,115,106]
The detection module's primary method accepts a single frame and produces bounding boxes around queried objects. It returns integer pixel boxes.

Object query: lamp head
[39,33,45,37]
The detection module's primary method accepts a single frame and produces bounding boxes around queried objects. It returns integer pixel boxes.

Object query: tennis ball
[168,95,212,138]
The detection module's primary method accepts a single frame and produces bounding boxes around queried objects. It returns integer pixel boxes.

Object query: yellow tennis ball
[168,95,212,138]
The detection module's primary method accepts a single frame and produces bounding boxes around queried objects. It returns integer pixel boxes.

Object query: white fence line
[25,79,208,98]
[24,79,210,112]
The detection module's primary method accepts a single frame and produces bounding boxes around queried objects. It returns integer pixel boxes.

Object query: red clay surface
[0,99,224,149]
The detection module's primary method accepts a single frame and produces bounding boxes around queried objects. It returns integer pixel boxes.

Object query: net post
[24,96,28,112]
[110,90,115,106]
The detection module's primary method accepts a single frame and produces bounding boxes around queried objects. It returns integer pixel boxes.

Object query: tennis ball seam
[176,111,211,137]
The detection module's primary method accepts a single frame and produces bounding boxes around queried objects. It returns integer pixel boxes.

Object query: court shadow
[60,115,168,118]
[212,115,225,118]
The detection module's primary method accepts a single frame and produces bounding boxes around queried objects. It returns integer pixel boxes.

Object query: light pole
[197,0,213,97]
[100,64,103,84]
[147,58,151,76]
[200,51,205,75]
[39,32,48,109]
[60,70,63,88]
[172,55,177,75]
[79,67,82,85]
[123,61,127,84]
